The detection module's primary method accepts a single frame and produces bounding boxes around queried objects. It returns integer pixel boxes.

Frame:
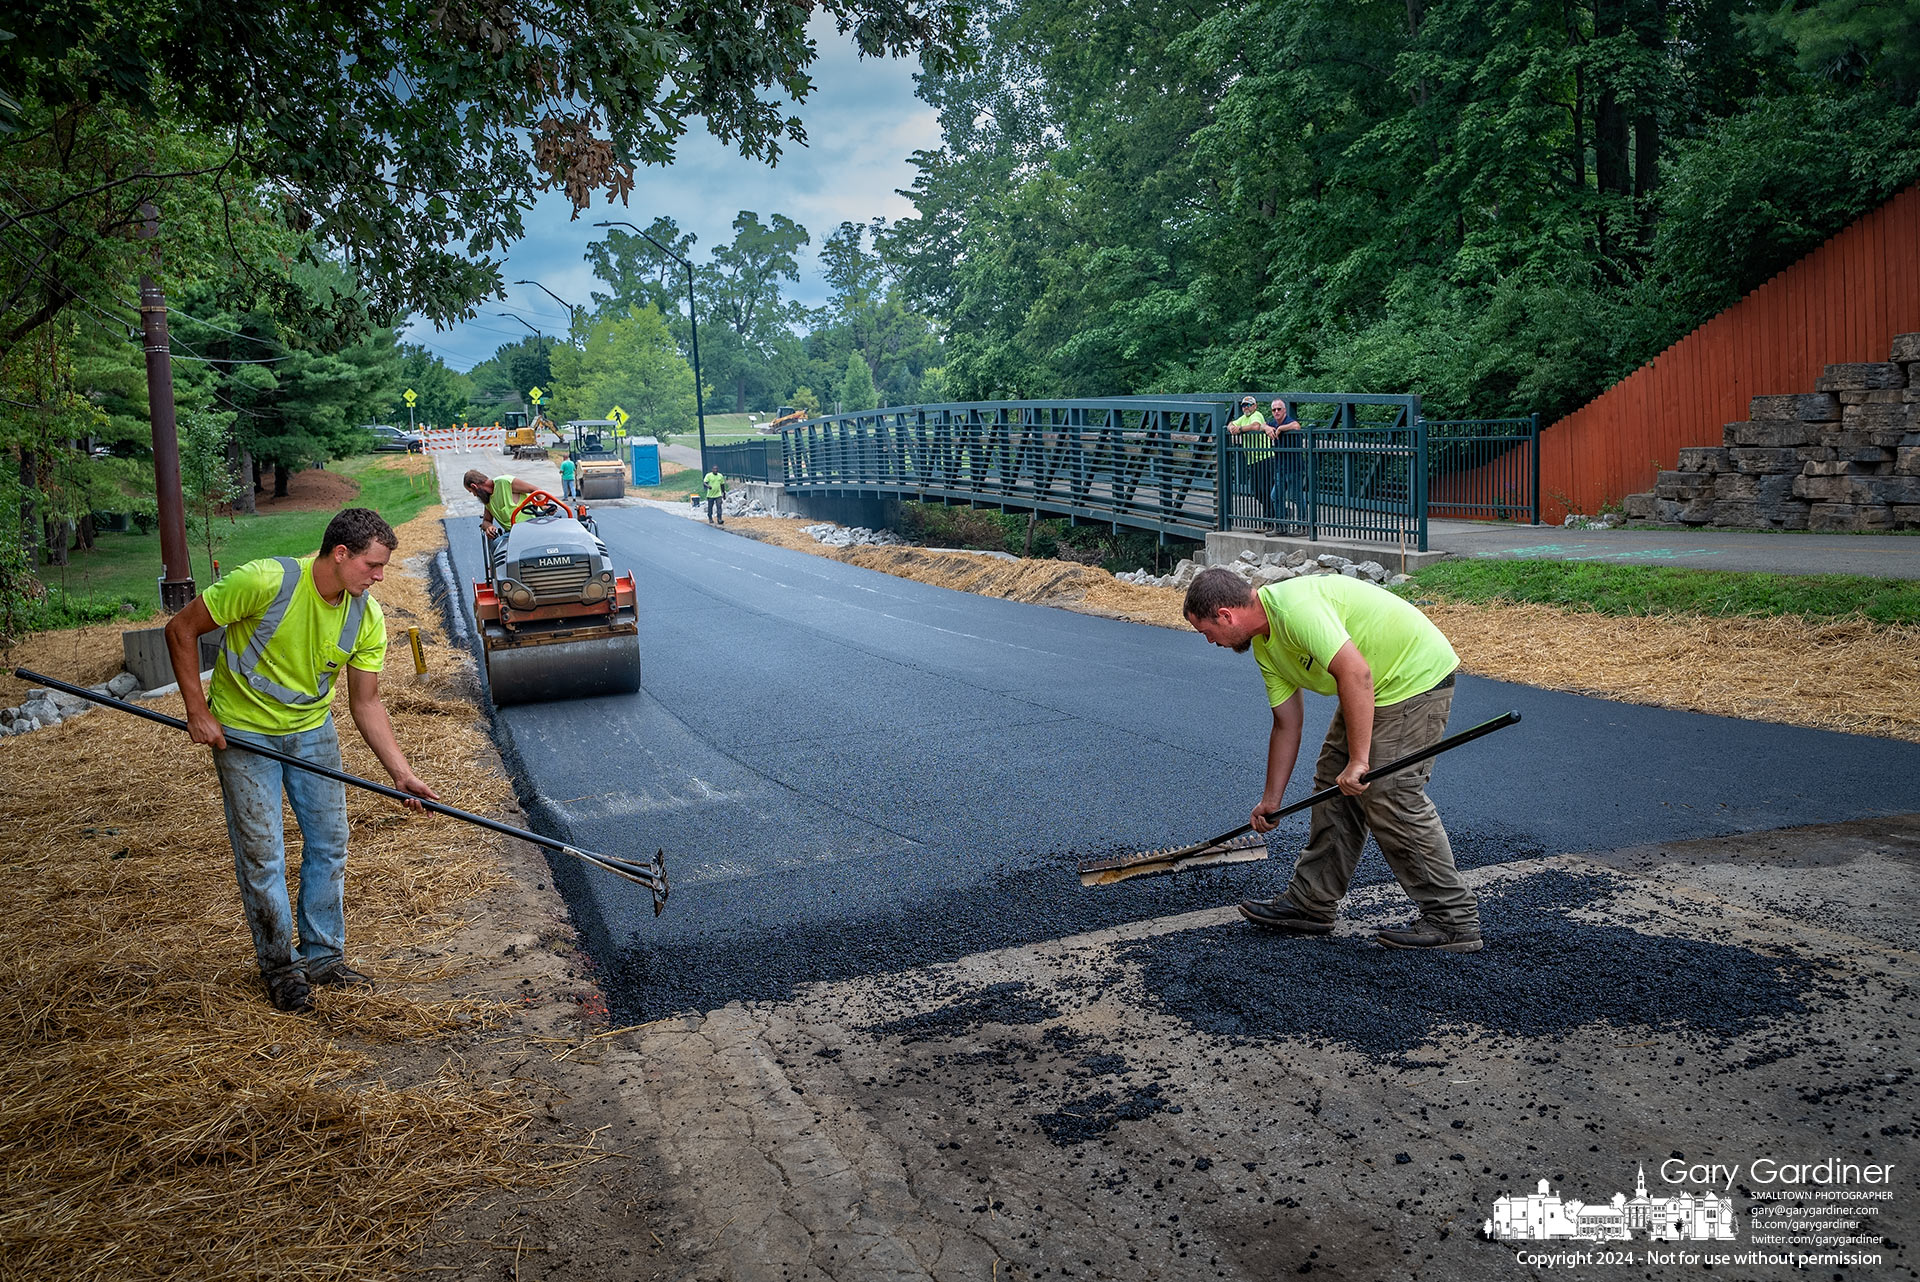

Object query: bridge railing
[706,437,783,482]
[1198,393,1425,549]
[771,392,1429,549]
[781,399,1228,538]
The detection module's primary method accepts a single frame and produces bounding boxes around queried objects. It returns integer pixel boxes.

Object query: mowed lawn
[696,411,787,442]
[27,455,440,629]
[1403,558,1920,625]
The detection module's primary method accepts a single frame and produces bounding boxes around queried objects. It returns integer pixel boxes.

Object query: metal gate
[1423,414,1540,524]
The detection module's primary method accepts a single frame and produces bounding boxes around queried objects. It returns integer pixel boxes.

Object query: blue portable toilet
[629,437,661,487]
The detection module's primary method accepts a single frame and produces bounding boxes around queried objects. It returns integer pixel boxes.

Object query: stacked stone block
[1625,333,1920,532]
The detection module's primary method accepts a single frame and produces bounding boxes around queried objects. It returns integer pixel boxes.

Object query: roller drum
[576,468,626,500]
[483,631,643,706]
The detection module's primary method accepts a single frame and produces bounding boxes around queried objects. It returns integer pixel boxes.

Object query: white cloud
[401,16,941,372]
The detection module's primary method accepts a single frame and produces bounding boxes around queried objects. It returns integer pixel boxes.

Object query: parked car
[362,424,422,453]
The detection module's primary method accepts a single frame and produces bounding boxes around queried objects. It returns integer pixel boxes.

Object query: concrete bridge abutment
[740,482,900,530]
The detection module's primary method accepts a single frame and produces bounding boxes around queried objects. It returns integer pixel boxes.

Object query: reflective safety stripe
[221,557,367,706]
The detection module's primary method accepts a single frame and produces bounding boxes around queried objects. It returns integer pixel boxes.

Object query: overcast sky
[400,19,941,374]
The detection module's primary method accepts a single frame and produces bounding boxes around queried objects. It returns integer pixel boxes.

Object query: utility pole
[594,221,707,471]
[138,200,194,611]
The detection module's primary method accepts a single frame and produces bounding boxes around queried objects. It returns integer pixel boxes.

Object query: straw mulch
[0,621,137,702]
[724,518,1920,742]
[0,502,569,1280]
[1424,601,1920,742]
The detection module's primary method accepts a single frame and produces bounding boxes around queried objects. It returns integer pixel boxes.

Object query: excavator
[500,410,552,460]
[472,490,642,704]
[764,405,807,432]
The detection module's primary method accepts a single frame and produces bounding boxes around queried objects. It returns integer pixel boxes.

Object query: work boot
[1376,917,1484,954]
[265,972,313,1013]
[309,962,375,990]
[1237,896,1335,935]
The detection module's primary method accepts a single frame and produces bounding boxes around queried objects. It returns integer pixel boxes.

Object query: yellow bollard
[407,626,426,675]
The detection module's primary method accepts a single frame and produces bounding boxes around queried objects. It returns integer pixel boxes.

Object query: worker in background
[559,455,577,500]
[1182,566,1481,952]
[164,508,439,1012]
[701,465,727,525]
[462,469,540,538]
[1228,395,1277,520]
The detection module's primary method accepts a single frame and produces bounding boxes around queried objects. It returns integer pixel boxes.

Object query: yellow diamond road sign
[609,405,630,427]
[403,388,417,406]
[528,386,544,405]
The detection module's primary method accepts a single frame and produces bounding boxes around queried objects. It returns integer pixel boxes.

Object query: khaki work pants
[1283,683,1479,931]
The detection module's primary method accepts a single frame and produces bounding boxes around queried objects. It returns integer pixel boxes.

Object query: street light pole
[515,280,583,342]
[496,310,542,343]
[495,310,546,424]
[594,220,706,472]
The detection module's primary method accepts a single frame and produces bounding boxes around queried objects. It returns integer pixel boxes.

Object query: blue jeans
[561,476,575,498]
[212,720,352,981]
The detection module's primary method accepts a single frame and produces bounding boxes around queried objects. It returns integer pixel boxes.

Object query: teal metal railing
[1202,394,1425,549]
[706,437,783,482]
[1423,414,1539,524]
[781,399,1227,539]
[747,393,1431,549]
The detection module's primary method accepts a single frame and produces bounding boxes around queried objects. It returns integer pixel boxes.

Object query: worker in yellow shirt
[701,466,727,525]
[462,469,541,538]
[1228,394,1278,520]
[165,508,440,1012]
[1184,566,1480,952]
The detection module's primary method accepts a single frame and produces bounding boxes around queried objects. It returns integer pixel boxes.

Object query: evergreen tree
[837,352,878,414]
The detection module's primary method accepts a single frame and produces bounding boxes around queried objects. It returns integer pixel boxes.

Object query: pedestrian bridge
[706,395,1541,553]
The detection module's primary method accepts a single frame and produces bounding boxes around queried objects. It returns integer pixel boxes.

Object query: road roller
[472,491,642,705]
[565,419,630,500]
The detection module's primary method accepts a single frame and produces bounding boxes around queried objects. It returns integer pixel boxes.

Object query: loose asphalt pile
[1113,868,1831,1059]
[813,866,1843,1155]
[597,822,1551,1022]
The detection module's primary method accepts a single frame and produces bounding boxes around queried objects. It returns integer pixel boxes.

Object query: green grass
[1401,558,1920,625]
[24,455,440,632]
[629,467,705,501]
[695,412,778,443]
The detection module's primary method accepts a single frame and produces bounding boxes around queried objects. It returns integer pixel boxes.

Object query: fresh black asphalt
[443,507,1920,1021]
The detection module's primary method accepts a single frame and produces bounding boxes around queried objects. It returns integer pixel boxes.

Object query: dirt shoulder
[0,507,662,1280]
[722,516,1920,742]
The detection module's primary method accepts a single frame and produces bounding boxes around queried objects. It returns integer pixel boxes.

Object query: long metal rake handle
[1246,708,1521,833]
[1076,708,1522,878]
[12,668,669,915]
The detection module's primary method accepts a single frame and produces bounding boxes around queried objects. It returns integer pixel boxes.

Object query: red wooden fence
[1535,182,1920,523]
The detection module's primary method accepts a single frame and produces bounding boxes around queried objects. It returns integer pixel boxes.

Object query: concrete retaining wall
[739,482,900,530]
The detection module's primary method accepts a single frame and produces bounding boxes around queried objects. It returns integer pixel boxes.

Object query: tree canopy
[1,0,976,335]
[877,0,1920,418]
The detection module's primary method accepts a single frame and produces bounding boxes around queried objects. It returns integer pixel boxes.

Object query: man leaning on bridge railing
[1269,397,1304,524]
[1229,395,1278,520]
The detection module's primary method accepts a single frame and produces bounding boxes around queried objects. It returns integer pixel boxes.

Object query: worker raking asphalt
[441,506,1920,1025]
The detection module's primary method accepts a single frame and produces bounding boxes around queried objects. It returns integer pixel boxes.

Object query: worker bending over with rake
[166,508,440,1012]
[1184,567,1482,952]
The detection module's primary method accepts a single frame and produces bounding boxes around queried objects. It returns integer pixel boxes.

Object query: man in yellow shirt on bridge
[1184,566,1481,952]
[1228,394,1278,520]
